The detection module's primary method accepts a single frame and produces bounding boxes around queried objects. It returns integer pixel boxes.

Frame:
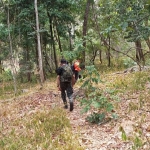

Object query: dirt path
[47,90,122,150]
[1,85,150,150]
[66,96,131,150]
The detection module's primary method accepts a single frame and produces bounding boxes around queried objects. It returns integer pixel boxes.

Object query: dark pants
[60,82,73,104]
[74,71,79,82]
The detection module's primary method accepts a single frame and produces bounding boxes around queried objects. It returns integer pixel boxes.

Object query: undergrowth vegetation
[0,107,84,150]
[1,59,150,149]
[105,72,150,149]
[78,64,150,149]
[80,65,119,124]
[106,71,150,93]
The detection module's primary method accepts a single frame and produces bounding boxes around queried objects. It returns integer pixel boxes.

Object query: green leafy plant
[86,112,105,124]
[62,38,84,62]
[80,65,118,124]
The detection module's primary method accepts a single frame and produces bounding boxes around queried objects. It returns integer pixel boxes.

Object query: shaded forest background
[0,0,150,94]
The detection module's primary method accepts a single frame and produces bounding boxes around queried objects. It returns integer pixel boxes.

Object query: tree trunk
[54,19,62,54]
[55,23,62,53]
[35,36,39,65]
[68,24,74,51]
[47,12,58,69]
[107,35,111,67]
[34,0,44,85]
[57,33,62,53]
[99,50,102,64]
[43,50,52,73]
[82,0,91,69]
[26,41,31,82]
[135,40,145,66]
[7,4,17,95]
[90,49,97,65]
[145,39,150,51]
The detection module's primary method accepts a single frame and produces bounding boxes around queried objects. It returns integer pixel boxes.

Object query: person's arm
[71,75,76,86]
[56,75,60,87]
[56,75,61,91]
[56,67,62,90]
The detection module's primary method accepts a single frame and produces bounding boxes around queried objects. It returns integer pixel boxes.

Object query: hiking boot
[70,102,74,111]
[64,104,68,109]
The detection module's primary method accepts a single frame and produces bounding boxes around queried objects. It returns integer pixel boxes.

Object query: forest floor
[0,71,150,150]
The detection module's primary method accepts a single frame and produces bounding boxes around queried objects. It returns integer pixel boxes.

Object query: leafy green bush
[80,65,118,124]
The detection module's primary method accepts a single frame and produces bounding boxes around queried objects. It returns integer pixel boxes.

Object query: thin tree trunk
[47,12,58,69]
[35,36,39,65]
[55,21,62,53]
[69,28,72,51]
[26,48,31,82]
[7,3,17,95]
[69,24,75,51]
[34,0,44,85]
[57,33,62,53]
[145,39,150,51]
[99,50,102,63]
[82,0,91,69]
[68,24,74,51]
[107,35,111,67]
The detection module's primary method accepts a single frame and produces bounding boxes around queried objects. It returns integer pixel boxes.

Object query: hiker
[71,60,81,83]
[56,59,75,111]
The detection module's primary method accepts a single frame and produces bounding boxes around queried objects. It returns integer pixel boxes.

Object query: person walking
[71,60,81,83]
[56,59,75,111]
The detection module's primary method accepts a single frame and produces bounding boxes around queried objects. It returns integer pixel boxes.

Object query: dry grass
[0,78,84,150]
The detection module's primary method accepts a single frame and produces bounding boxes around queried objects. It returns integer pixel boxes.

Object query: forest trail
[0,77,150,150]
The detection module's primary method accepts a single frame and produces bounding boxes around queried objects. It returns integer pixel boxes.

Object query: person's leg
[60,82,68,108]
[74,71,79,83]
[66,83,74,111]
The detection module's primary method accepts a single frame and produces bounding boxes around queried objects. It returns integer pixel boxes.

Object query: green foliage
[0,70,13,82]
[86,112,105,124]
[122,57,136,68]
[0,24,8,42]
[116,0,150,42]
[80,65,118,124]
[62,38,84,62]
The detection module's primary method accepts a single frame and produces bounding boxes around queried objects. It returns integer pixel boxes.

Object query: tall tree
[34,0,44,85]
[115,0,150,65]
[82,0,91,69]
[1,0,18,94]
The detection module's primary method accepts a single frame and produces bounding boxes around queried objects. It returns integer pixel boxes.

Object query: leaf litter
[0,72,150,150]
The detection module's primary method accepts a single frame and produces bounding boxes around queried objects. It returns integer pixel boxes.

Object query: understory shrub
[80,65,118,124]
